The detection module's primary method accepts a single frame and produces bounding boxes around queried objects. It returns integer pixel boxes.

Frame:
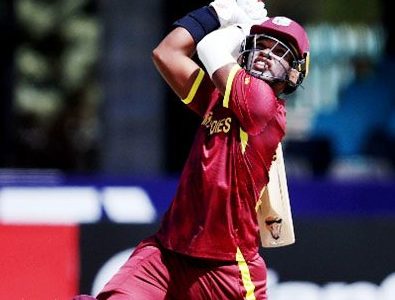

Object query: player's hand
[210,0,267,28]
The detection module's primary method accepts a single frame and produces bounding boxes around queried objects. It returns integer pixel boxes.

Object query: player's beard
[250,68,276,82]
[250,54,289,83]
[250,62,286,83]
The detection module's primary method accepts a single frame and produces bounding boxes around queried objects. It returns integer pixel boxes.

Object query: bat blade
[257,143,295,248]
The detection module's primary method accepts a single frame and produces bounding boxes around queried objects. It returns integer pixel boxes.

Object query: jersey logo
[272,17,292,27]
[201,112,232,135]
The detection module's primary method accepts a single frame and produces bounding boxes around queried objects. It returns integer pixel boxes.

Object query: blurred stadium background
[1,0,395,299]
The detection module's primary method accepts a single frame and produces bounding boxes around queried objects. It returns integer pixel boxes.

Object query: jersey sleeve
[224,67,283,135]
[181,68,217,117]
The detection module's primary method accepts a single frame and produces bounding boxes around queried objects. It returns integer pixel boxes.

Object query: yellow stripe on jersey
[182,68,205,105]
[236,247,256,300]
[255,186,266,212]
[223,64,241,108]
[240,128,248,154]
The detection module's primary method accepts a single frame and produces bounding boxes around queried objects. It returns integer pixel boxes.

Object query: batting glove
[210,0,267,28]
[237,0,268,23]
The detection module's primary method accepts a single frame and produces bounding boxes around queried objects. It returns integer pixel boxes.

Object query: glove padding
[210,0,267,28]
[237,0,267,22]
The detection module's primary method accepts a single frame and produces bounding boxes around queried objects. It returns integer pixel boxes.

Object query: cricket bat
[256,143,295,248]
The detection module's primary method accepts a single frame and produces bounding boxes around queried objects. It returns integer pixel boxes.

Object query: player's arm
[152,26,202,100]
[152,1,267,99]
[196,0,267,95]
[152,6,220,99]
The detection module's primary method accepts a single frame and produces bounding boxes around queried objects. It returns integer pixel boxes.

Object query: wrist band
[173,6,220,44]
[197,25,245,77]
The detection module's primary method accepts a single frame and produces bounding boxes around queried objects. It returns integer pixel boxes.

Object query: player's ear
[287,68,300,86]
[282,68,302,95]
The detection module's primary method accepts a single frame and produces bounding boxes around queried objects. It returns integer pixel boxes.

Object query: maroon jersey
[156,66,286,261]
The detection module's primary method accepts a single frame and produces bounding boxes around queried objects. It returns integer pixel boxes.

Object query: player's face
[250,38,293,81]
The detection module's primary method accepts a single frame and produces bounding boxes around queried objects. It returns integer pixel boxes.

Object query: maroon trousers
[95,237,267,300]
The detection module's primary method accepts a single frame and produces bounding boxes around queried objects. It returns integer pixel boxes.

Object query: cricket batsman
[73,0,310,299]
